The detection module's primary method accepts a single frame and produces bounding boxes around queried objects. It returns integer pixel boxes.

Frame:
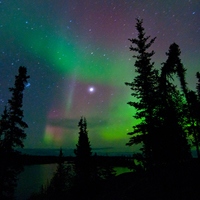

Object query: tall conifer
[0,66,29,152]
[0,66,29,199]
[125,19,159,168]
[157,44,191,163]
[74,117,92,180]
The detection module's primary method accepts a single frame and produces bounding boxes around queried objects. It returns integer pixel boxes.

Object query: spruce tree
[0,66,29,199]
[73,117,94,198]
[125,18,159,168]
[45,148,73,199]
[49,149,68,192]
[0,66,30,152]
[74,117,92,180]
[157,44,191,163]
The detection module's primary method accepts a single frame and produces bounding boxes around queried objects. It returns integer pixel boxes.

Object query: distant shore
[18,153,133,167]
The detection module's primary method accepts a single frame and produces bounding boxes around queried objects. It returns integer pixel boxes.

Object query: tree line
[125,18,200,170]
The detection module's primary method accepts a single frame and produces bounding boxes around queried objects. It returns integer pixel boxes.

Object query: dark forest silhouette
[1,19,200,199]
[125,19,192,169]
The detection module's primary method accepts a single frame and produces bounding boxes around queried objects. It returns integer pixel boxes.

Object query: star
[89,87,94,92]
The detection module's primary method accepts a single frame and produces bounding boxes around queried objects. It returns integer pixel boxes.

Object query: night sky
[1,1,200,153]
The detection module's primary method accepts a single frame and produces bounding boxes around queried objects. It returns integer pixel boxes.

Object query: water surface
[15,164,131,199]
[16,164,57,200]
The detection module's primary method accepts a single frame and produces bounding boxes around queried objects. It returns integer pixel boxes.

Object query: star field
[0,0,200,153]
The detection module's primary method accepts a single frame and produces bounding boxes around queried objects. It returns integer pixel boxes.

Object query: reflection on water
[15,164,131,200]
[15,164,57,200]
[114,167,132,176]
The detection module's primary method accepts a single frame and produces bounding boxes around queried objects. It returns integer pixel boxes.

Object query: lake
[15,164,131,200]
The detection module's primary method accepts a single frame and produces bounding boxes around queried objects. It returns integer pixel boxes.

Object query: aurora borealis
[0,1,200,154]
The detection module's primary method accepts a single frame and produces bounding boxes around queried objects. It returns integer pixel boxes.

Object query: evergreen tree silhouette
[125,18,159,169]
[126,20,192,168]
[162,44,200,160]
[49,149,67,192]
[73,117,93,198]
[0,66,29,152]
[74,117,92,179]
[46,148,73,199]
[157,44,191,163]
[0,66,29,199]
[165,43,188,96]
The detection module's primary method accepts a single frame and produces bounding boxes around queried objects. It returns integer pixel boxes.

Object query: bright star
[89,87,94,92]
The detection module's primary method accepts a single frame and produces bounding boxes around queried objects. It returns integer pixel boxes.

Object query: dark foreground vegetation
[26,157,200,200]
[1,18,200,199]
[97,158,200,200]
